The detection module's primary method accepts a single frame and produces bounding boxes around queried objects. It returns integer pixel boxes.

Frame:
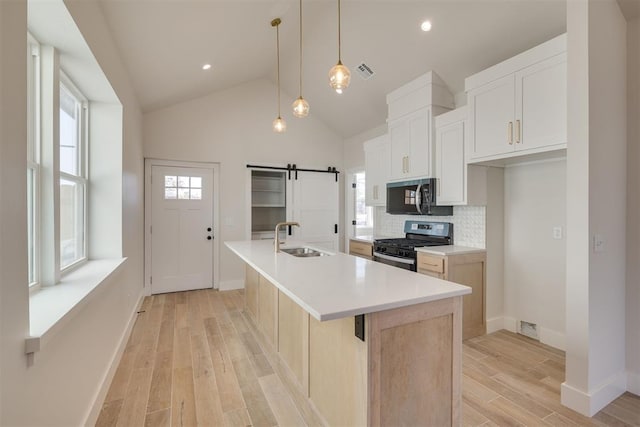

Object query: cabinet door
[364,134,389,206]
[245,264,259,320]
[389,120,410,180]
[435,120,465,205]
[407,110,430,179]
[468,74,515,159]
[515,53,567,151]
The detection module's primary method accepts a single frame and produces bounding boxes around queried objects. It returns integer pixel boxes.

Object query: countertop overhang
[225,240,471,321]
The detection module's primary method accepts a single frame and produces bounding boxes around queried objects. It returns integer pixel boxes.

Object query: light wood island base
[244,264,463,426]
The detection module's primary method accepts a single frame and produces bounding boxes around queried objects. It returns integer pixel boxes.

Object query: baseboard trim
[627,371,640,395]
[562,371,627,416]
[219,279,244,291]
[486,316,504,334]
[84,291,145,426]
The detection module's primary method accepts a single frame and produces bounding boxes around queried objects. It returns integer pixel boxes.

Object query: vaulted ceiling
[99,0,569,138]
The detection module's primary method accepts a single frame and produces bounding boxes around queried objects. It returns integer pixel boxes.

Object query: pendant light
[292,0,309,118]
[271,18,286,133]
[328,0,350,94]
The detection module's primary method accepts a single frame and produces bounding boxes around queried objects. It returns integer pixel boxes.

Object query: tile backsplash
[374,206,486,248]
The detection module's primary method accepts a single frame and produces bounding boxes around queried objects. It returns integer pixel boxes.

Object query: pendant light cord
[299,0,303,97]
[276,21,281,117]
[337,0,342,62]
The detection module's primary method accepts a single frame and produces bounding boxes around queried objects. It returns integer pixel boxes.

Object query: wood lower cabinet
[349,239,373,260]
[243,263,462,426]
[245,264,259,320]
[258,274,278,347]
[418,251,486,340]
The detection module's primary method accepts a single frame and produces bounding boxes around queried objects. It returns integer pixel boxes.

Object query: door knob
[207,236,212,240]
[207,227,212,232]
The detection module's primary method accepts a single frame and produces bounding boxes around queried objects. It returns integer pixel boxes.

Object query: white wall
[626,17,640,395]
[563,0,628,416]
[143,79,343,288]
[343,124,387,171]
[0,1,145,425]
[0,0,29,423]
[503,160,567,349]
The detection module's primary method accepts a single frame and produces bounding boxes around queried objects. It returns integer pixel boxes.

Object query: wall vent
[518,320,539,340]
[356,62,374,80]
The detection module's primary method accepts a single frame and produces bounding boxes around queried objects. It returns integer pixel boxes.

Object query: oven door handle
[373,252,416,265]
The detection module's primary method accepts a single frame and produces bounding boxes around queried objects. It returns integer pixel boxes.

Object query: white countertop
[416,245,486,256]
[225,240,471,322]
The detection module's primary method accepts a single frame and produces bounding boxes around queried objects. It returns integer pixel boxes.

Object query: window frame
[27,33,41,288]
[58,72,89,274]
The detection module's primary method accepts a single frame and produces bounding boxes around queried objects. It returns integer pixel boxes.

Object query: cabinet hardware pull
[508,122,513,145]
[515,120,521,144]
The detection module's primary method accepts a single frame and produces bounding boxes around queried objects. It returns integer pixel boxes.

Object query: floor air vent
[356,62,374,80]
[519,320,539,340]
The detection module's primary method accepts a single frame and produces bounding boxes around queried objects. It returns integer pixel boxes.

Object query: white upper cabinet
[386,71,454,182]
[466,34,567,163]
[389,108,433,180]
[364,134,390,206]
[435,107,486,206]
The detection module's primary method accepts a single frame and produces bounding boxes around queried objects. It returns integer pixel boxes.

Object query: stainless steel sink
[281,247,328,257]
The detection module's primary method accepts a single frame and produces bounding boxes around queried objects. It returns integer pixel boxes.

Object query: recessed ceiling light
[202,63,212,70]
[421,20,432,32]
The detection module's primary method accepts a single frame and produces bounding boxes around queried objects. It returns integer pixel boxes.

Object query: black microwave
[386,178,453,216]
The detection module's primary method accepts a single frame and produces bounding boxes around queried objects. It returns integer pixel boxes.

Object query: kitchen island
[225,240,471,426]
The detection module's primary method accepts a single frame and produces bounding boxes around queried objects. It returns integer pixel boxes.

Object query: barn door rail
[246,164,340,181]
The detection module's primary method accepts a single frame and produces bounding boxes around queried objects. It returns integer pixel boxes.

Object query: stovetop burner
[374,237,445,250]
[373,221,454,260]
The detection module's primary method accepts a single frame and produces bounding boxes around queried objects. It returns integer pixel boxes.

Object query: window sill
[26,258,127,354]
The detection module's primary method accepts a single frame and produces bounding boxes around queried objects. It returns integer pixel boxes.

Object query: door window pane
[60,178,85,268]
[164,174,204,201]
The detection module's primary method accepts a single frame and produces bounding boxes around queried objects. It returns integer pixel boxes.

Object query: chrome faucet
[274,222,300,252]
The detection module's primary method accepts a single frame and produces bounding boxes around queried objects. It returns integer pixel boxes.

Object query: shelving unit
[251,170,286,237]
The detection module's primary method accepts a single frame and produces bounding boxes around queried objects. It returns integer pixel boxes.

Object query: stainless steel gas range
[373,221,453,271]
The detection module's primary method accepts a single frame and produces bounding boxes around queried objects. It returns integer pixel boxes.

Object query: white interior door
[290,172,339,251]
[151,165,214,294]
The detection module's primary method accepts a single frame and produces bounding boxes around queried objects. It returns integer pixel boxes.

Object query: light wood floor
[97,289,640,427]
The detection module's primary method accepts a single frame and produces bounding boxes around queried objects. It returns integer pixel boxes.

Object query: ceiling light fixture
[421,20,432,32]
[328,0,350,94]
[271,18,286,133]
[292,0,309,118]
[202,63,212,70]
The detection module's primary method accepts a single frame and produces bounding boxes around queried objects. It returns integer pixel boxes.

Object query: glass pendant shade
[329,61,351,93]
[292,97,310,118]
[273,116,286,133]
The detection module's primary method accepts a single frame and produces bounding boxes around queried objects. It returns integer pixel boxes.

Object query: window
[164,175,202,200]
[354,172,373,230]
[59,78,87,270]
[27,35,40,286]
[27,32,93,285]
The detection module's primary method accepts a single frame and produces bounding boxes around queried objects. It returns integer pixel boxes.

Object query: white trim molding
[561,371,627,416]
[219,279,244,291]
[626,371,640,396]
[84,291,144,426]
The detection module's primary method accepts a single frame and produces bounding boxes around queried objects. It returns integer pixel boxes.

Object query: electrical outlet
[594,234,605,253]
[553,226,562,240]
